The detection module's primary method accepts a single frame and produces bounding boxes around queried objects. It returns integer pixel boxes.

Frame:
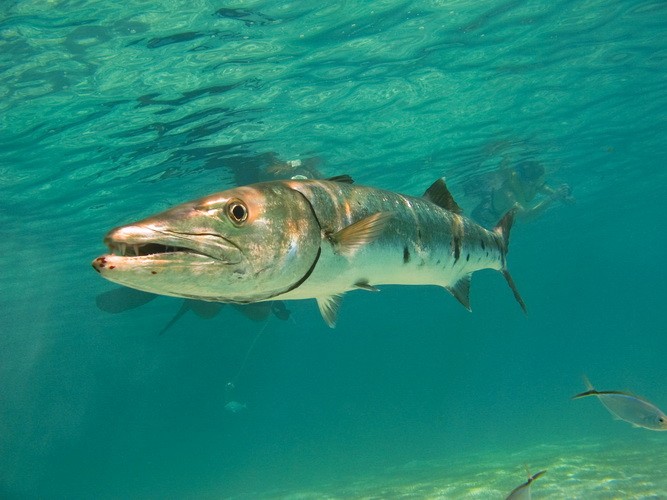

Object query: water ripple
[0,0,665,212]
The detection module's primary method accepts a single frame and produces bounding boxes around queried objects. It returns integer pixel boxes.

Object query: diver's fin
[233,302,272,322]
[354,280,379,292]
[445,274,472,310]
[493,209,527,313]
[270,301,291,321]
[316,295,343,328]
[157,301,192,336]
[188,300,224,319]
[329,212,393,257]
[96,287,157,313]
[327,174,354,184]
[423,178,463,215]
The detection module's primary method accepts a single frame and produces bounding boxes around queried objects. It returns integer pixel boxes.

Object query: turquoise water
[1,0,666,498]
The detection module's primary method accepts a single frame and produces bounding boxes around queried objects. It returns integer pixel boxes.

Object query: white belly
[277,239,502,301]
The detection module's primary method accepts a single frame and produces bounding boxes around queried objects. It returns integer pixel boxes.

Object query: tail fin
[494,209,527,313]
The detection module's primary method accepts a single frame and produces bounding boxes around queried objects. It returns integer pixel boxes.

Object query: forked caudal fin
[494,209,527,314]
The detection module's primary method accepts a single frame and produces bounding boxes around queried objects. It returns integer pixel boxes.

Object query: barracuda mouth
[107,242,210,258]
[99,224,244,268]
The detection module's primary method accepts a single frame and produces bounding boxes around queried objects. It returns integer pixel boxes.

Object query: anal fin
[445,274,472,311]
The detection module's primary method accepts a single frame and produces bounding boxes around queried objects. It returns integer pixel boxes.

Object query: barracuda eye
[226,199,248,225]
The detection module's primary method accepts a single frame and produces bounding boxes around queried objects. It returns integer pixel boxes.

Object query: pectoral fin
[188,300,224,319]
[157,301,191,336]
[329,212,393,257]
[316,295,343,328]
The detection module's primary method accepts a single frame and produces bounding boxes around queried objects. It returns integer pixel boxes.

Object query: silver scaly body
[93,176,525,326]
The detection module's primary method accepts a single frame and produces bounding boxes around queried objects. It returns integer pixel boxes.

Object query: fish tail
[493,209,526,313]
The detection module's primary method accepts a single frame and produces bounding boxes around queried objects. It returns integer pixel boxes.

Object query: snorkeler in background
[467,159,574,228]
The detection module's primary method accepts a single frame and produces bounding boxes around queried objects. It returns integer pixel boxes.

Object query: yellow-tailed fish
[572,376,667,431]
[92,176,526,327]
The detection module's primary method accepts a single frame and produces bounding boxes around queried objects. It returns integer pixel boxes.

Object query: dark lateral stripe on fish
[529,470,547,483]
[572,389,647,400]
[451,215,464,262]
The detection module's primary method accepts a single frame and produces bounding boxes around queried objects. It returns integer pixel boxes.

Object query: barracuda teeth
[119,244,126,256]
[133,245,139,256]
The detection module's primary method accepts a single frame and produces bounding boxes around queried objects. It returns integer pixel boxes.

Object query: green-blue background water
[1,0,666,498]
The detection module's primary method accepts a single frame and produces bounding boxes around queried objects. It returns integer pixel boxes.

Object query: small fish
[92,176,526,327]
[572,376,667,431]
[506,469,546,500]
[224,401,247,414]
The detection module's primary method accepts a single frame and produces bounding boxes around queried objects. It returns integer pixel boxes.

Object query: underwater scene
[1,0,666,498]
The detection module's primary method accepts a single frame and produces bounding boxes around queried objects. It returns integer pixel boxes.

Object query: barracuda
[92,176,526,327]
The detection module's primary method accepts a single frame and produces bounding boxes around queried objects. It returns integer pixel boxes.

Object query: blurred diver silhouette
[465,153,573,228]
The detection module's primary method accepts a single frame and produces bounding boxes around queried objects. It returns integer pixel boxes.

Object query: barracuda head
[92,182,322,303]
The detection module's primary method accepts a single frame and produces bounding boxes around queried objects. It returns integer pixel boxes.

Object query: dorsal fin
[188,300,224,319]
[423,178,463,214]
[327,175,354,184]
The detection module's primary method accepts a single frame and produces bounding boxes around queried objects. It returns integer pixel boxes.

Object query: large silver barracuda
[92,176,526,327]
